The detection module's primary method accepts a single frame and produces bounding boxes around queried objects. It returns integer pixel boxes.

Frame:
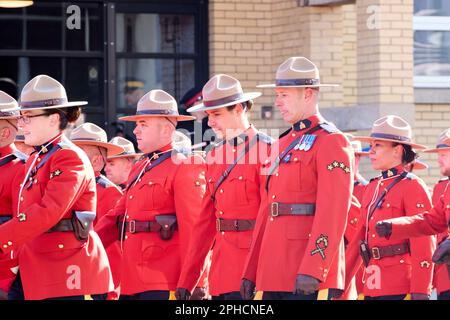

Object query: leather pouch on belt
[71,211,96,241]
[359,240,371,267]
[155,214,177,240]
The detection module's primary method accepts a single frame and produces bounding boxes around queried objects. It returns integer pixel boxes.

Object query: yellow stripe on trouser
[169,291,176,300]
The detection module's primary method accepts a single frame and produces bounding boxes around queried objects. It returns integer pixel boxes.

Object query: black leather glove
[432,239,450,264]
[240,278,256,300]
[375,221,392,239]
[175,287,191,300]
[410,293,430,300]
[294,274,320,295]
[190,287,207,300]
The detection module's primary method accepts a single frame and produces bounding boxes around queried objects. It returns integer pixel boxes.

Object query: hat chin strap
[164,117,177,128]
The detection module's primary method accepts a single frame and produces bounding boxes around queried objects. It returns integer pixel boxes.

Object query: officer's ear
[48,112,60,128]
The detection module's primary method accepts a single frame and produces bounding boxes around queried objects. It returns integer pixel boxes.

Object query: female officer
[344,115,435,300]
[0,75,113,300]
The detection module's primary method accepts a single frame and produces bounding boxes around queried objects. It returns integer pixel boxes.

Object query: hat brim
[2,101,88,112]
[107,153,143,160]
[186,92,262,113]
[256,83,339,88]
[353,136,427,150]
[71,140,124,156]
[118,114,195,122]
[423,146,450,153]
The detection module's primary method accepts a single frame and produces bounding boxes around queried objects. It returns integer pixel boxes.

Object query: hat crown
[0,90,19,116]
[109,136,135,154]
[371,115,412,140]
[70,122,107,143]
[276,56,320,80]
[137,89,178,114]
[20,75,68,103]
[436,128,450,146]
[202,74,243,102]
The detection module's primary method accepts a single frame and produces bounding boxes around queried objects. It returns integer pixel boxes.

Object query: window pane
[65,58,102,107]
[414,30,450,76]
[0,8,23,50]
[26,5,63,50]
[65,4,103,52]
[116,58,195,110]
[414,0,450,16]
[116,13,195,53]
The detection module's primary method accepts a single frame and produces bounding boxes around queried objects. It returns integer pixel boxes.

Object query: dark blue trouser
[438,290,450,300]
[262,291,318,300]
[364,294,406,300]
[119,290,170,300]
[211,291,242,300]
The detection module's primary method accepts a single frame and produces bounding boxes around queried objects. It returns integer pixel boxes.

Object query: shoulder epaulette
[13,150,28,163]
[438,177,449,183]
[204,139,225,155]
[405,172,418,180]
[256,132,274,145]
[96,175,116,189]
[320,122,340,134]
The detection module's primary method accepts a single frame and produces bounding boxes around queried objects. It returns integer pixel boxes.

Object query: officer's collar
[146,144,172,160]
[381,164,404,179]
[119,183,126,190]
[32,133,63,155]
[0,144,15,159]
[292,114,323,132]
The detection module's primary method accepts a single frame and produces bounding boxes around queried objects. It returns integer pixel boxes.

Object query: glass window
[116,13,195,54]
[116,58,195,110]
[65,58,103,107]
[414,0,450,87]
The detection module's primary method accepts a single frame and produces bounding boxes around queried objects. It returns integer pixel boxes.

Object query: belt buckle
[371,247,381,260]
[271,202,279,217]
[216,219,222,232]
[128,220,136,234]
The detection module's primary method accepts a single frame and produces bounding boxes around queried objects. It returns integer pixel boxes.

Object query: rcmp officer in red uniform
[241,56,354,300]
[377,128,450,300]
[105,137,141,190]
[0,92,26,299]
[69,123,125,299]
[95,89,206,300]
[70,122,124,225]
[175,74,272,300]
[344,115,435,300]
[0,75,113,300]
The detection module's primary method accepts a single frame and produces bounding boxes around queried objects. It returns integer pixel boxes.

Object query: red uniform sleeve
[402,179,436,295]
[242,191,269,283]
[173,155,207,288]
[0,150,87,253]
[298,133,354,282]
[389,184,448,239]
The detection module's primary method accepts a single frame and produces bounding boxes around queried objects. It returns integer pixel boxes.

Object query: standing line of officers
[0,56,449,300]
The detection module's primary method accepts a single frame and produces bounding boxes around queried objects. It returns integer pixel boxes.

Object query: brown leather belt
[216,218,255,232]
[371,242,410,260]
[269,202,316,217]
[119,220,162,234]
[0,216,12,225]
[46,219,74,233]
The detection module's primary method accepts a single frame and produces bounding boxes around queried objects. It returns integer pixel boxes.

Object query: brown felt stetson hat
[257,56,339,88]
[187,74,261,112]
[70,122,124,157]
[107,136,142,159]
[2,75,87,112]
[119,89,194,122]
[353,115,427,150]
[0,91,19,119]
[423,129,450,153]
